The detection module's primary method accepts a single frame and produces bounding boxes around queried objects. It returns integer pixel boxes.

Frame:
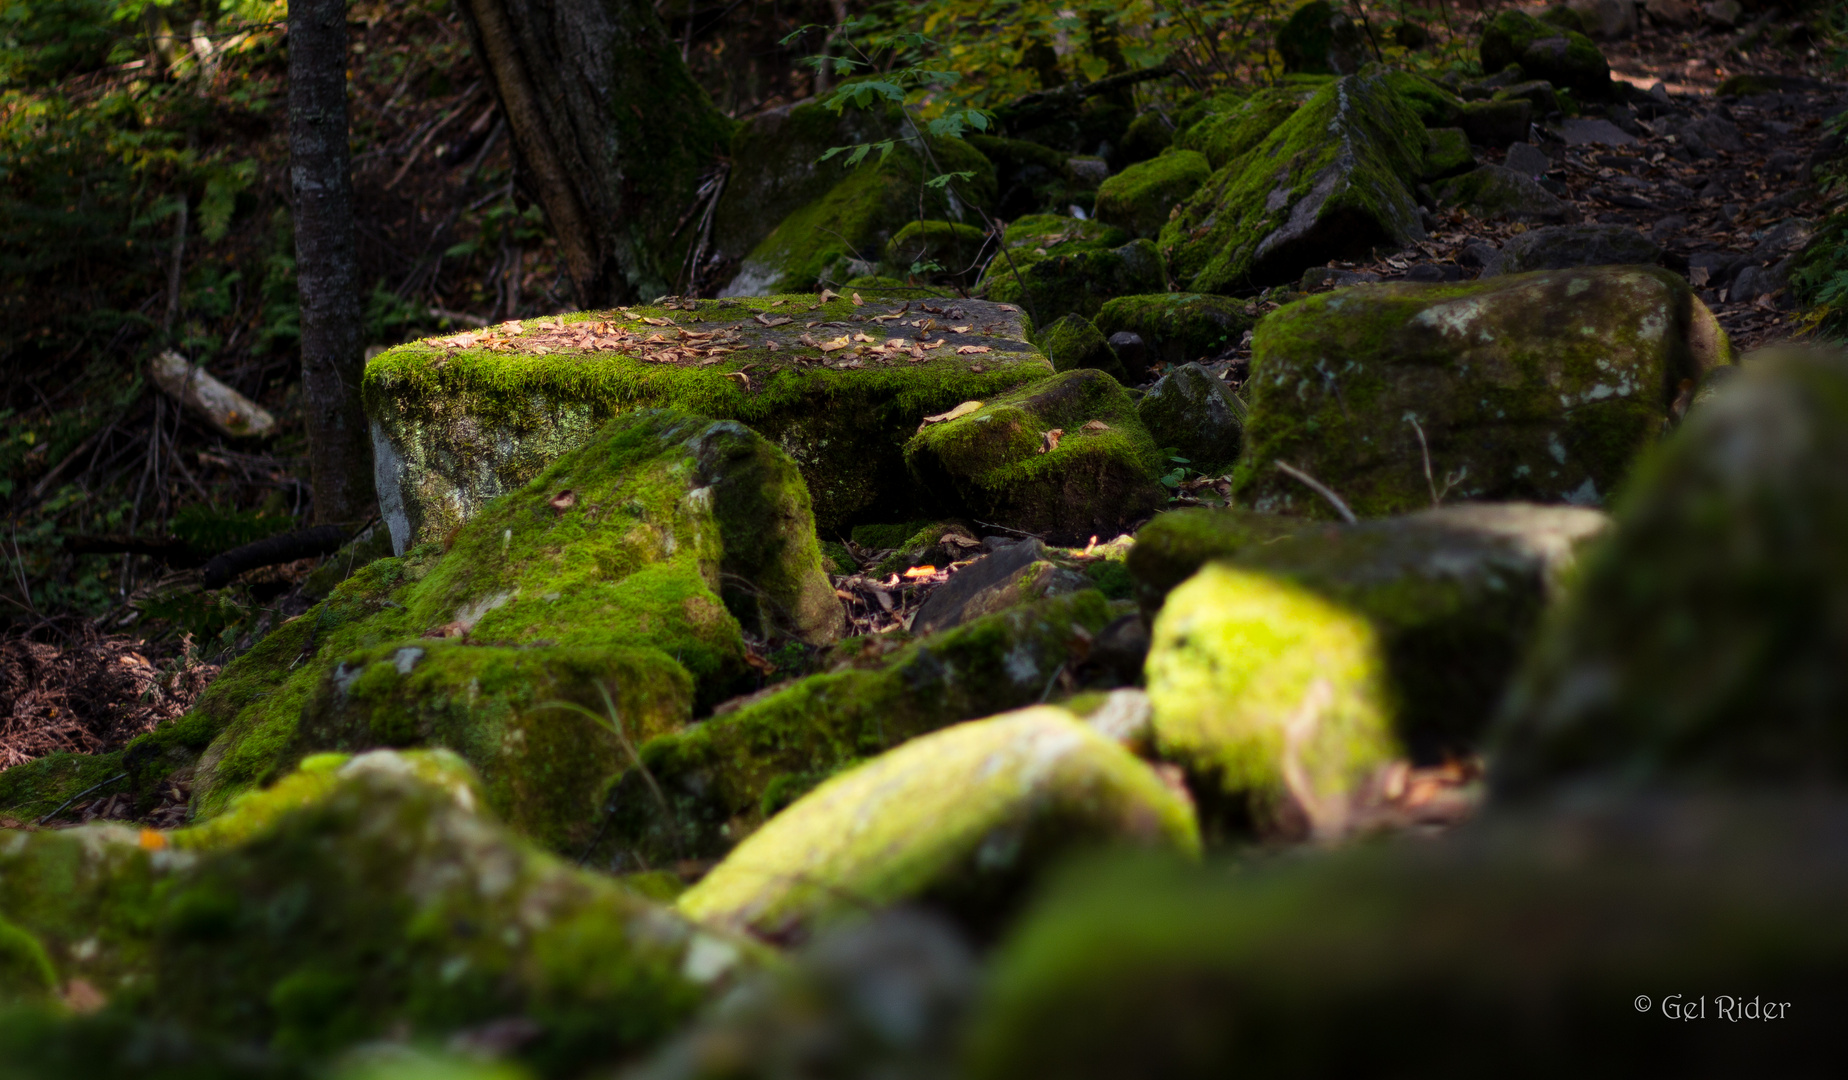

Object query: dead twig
[1274,460,1358,523]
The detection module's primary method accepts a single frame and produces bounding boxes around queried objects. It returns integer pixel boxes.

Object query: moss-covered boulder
[1276,1,1368,75]
[1092,151,1211,240]
[1234,267,1733,518]
[677,706,1199,939]
[968,135,1075,220]
[967,796,1848,1077]
[1146,563,1401,838]
[1116,110,1175,167]
[1135,363,1245,473]
[882,220,989,278]
[366,294,1049,545]
[1435,163,1571,222]
[1422,127,1476,180]
[1033,313,1126,383]
[0,750,758,1074]
[1457,98,1535,147]
[708,100,908,280]
[184,410,843,845]
[1493,347,1848,797]
[1159,69,1428,294]
[719,133,995,295]
[1381,68,1464,127]
[1480,10,1612,100]
[1093,293,1254,370]
[1173,87,1314,171]
[602,590,1116,868]
[979,238,1165,325]
[904,369,1165,543]
[1133,503,1607,758]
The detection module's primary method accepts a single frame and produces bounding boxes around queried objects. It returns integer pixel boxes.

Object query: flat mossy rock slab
[966,796,1848,1077]
[904,369,1165,543]
[1094,293,1255,369]
[1133,503,1608,757]
[1234,267,1733,518]
[676,706,1200,940]
[1146,563,1401,838]
[1159,69,1428,294]
[1093,150,1212,239]
[365,294,1048,547]
[601,589,1116,870]
[0,751,757,1072]
[1493,347,1848,796]
[184,410,840,846]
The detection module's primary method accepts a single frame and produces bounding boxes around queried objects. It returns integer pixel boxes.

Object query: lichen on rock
[1492,346,1848,796]
[1233,266,1733,518]
[904,369,1165,543]
[676,705,1200,940]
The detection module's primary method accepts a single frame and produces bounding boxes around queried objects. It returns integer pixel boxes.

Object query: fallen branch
[1274,460,1358,523]
[201,524,352,589]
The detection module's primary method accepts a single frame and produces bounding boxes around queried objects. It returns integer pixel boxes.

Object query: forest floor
[0,7,1840,822]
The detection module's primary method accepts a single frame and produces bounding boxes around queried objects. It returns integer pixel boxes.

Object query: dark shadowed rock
[1435,164,1574,223]
[1136,363,1246,473]
[1484,224,1662,276]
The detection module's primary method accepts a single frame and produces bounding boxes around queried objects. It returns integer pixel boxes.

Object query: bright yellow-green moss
[599,589,1116,870]
[904,369,1164,543]
[1232,267,1733,518]
[678,706,1199,938]
[1146,563,1400,834]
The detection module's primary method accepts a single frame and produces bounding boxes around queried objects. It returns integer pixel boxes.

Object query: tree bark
[453,0,734,306]
[288,0,375,525]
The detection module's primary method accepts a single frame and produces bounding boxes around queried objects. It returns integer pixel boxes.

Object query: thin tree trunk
[288,0,374,525]
[453,0,734,305]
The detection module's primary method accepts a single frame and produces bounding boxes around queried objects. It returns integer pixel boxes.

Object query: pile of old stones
[3,5,1847,1077]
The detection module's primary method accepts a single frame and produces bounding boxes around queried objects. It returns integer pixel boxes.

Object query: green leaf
[923,170,975,189]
